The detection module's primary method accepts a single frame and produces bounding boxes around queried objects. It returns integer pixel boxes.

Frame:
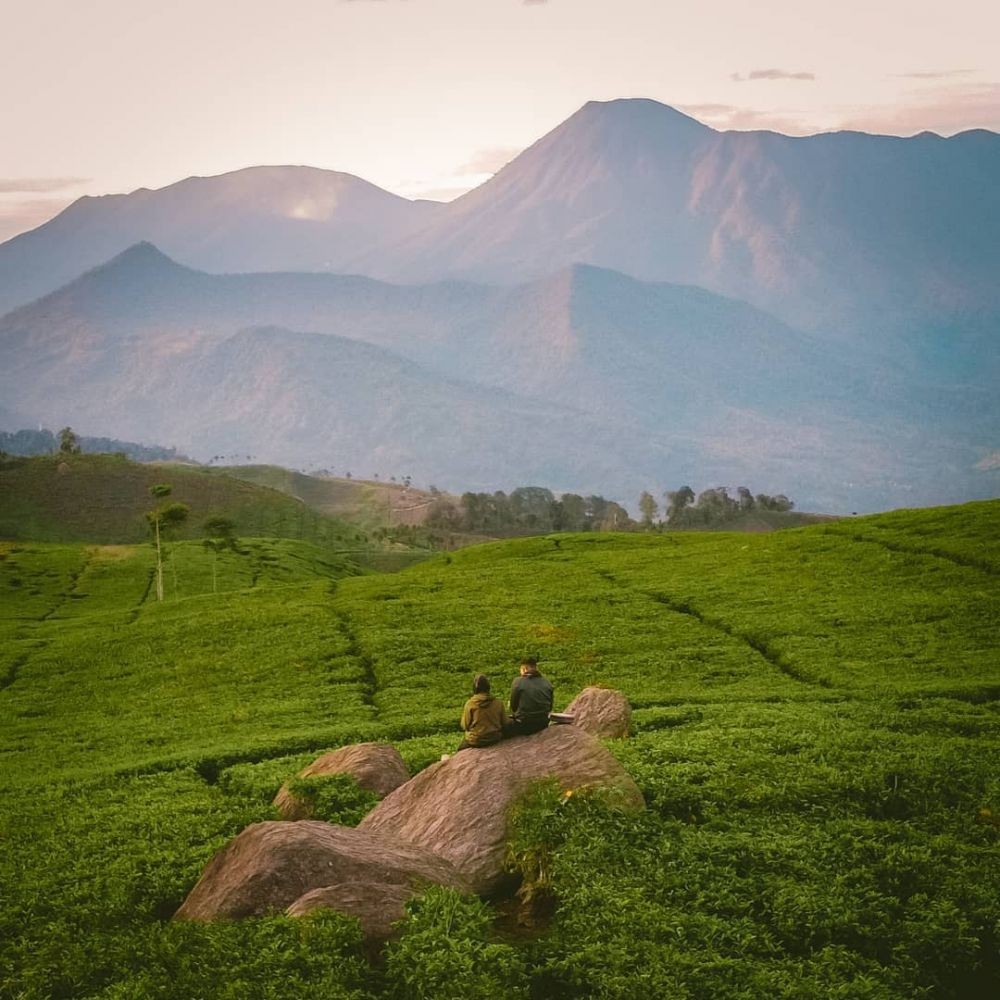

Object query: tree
[737,486,755,512]
[57,426,80,455]
[146,485,189,601]
[638,490,659,529]
[665,486,695,525]
[202,516,238,594]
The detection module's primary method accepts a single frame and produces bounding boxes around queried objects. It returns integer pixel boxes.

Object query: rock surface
[274,742,409,819]
[174,821,469,921]
[563,686,632,738]
[358,724,643,893]
[287,881,414,942]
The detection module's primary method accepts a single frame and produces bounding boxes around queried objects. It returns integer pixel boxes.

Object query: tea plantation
[1,501,998,998]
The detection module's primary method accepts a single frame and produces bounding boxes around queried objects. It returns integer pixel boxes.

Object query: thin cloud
[0,177,89,194]
[679,103,817,135]
[458,146,523,174]
[731,69,815,82]
[895,69,973,80]
[838,82,1000,135]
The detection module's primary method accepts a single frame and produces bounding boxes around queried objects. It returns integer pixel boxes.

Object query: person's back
[507,658,553,737]
[458,674,508,750]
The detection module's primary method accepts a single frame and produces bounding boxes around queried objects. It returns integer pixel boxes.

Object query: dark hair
[520,657,538,668]
[473,673,491,694]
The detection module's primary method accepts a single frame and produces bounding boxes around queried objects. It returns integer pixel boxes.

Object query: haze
[1,0,997,242]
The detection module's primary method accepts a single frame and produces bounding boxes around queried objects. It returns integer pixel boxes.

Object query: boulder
[173,820,470,921]
[563,686,632,738]
[287,881,414,942]
[274,742,409,819]
[358,725,643,894]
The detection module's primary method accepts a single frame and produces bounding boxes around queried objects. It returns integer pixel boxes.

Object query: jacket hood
[469,692,495,706]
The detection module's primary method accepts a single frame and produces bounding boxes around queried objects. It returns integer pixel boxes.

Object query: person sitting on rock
[456,673,508,752]
[504,657,553,738]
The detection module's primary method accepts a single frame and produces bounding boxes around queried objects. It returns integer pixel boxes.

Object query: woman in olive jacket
[457,673,508,751]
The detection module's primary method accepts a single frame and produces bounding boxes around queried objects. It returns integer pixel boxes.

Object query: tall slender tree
[146,484,189,601]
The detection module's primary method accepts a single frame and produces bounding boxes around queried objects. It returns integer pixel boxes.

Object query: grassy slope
[211,465,443,532]
[0,454,370,549]
[0,501,998,998]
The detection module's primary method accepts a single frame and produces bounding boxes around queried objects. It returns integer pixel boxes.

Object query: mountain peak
[573,98,713,134]
[95,241,183,274]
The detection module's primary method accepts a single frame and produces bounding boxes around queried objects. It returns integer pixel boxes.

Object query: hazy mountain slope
[365,99,1000,337]
[0,165,441,316]
[1,246,995,510]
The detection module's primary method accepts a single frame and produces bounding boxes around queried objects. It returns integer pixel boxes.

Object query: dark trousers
[456,735,501,753]
[503,715,549,739]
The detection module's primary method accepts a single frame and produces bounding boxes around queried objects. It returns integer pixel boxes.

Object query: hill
[1,500,997,997]
[0,165,440,317]
[2,244,995,512]
[5,99,996,346]
[0,453,369,549]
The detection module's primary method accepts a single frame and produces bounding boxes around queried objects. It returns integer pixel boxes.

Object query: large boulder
[174,820,469,921]
[563,686,632,739]
[358,725,643,894]
[287,881,414,943]
[274,743,409,819]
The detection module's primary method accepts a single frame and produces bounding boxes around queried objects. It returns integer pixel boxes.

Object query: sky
[1,0,998,242]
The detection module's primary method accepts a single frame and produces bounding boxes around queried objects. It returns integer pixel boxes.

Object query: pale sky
[1,0,998,241]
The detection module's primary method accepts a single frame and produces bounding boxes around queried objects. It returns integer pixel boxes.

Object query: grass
[0,499,998,998]
[0,454,370,549]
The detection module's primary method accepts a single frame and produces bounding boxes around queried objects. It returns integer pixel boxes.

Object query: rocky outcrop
[358,724,643,894]
[563,686,632,738]
[287,881,415,942]
[273,742,409,819]
[174,821,469,921]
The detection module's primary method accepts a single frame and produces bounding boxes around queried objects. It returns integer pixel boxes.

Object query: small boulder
[174,821,469,921]
[358,725,643,894]
[563,686,632,739]
[287,881,414,943]
[274,742,409,819]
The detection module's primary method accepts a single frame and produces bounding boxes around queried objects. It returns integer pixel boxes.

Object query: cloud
[895,69,973,80]
[974,450,1000,471]
[0,177,89,194]
[679,103,818,135]
[838,81,1000,135]
[731,69,815,82]
[0,196,75,243]
[458,146,523,174]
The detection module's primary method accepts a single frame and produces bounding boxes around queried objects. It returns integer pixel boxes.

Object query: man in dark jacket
[505,657,553,737]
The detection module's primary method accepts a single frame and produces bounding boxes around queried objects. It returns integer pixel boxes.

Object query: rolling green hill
[1,501,998,998]
[0,453,369,550]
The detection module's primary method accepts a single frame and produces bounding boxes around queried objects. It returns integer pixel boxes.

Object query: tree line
[639,485,794,528]
[426,487,631,534]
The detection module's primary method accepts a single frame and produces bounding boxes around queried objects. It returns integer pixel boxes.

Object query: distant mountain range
[1,98,997,510]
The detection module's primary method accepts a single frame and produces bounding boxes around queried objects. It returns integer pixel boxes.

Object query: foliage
[383,887,530,1000]
[1,500,999,998]
[285,773,380,825]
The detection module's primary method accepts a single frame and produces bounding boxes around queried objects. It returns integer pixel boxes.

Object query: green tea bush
[383,887,530,1000]
[285,773,380,825]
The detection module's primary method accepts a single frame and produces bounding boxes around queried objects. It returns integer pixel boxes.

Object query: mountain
[4,99,998,344]
[1,244,995,510]
[363,99,1000,338]
[0,165,440,316]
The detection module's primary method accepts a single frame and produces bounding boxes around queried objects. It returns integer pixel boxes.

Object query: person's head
[473,673,491,694]
[519,657,539,676]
